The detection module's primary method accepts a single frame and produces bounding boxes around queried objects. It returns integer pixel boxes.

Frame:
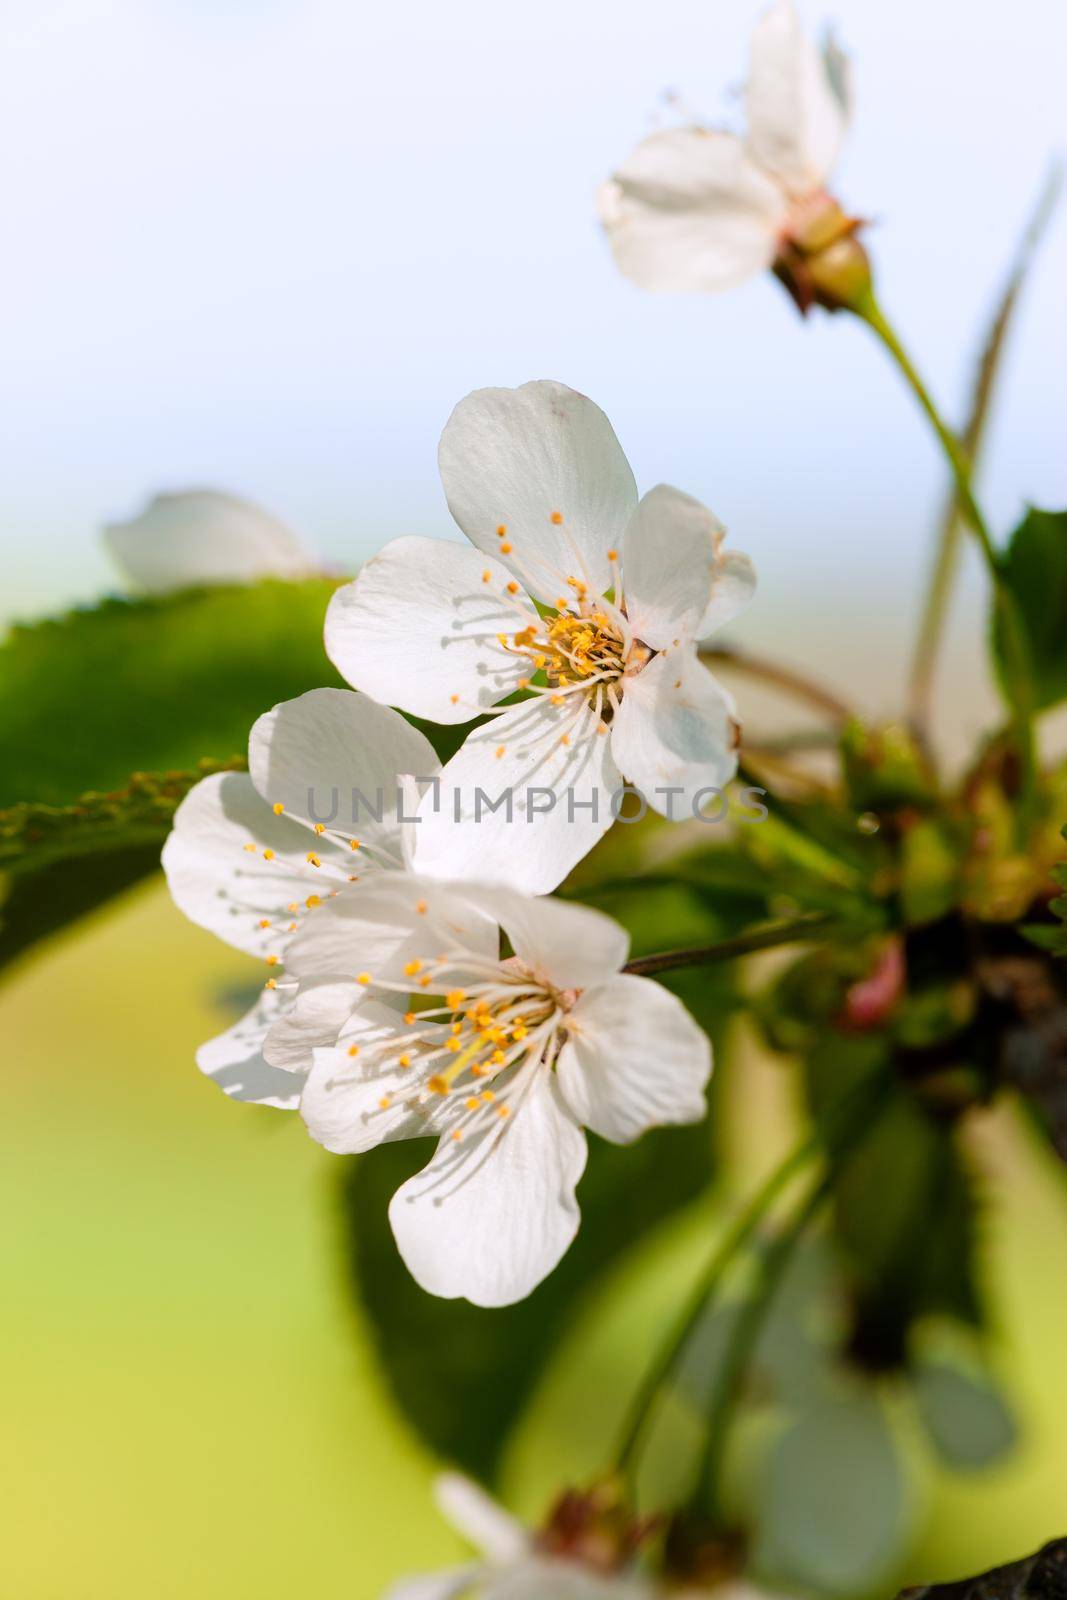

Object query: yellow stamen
[306,894,321,908]
[550,510,563,524]
[347,1044,360,1057]
[446,989,466,1009]
[306,851,321,867]
[357,972,372,985]
[272,802,284,814]
[262,849,275,861]
[403,959,422,977]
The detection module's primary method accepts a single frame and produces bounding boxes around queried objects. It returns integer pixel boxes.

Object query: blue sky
[3,0,1065,719]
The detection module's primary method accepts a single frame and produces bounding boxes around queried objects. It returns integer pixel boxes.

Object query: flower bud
[772,192,872,315]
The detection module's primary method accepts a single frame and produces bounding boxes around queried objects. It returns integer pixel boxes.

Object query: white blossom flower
[162,686,442,1106]
[597,0,852,295]
[104,489,315,594]
[385,1475,655,1600]
[293,877,712,1306]
[326,379,755,894]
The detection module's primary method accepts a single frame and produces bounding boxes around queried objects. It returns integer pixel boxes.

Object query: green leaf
[341,885,738,1481]
[340,1118,718,1483]
[755,1391,912,1592]
[0,580,344,807]
[994,508,1067,712]
[805,1039,984,1364]
[0,763,239,980]
[912,1357,1017,1470]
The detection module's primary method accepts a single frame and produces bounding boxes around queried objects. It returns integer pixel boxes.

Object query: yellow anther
[347,874,359,882]
[446,989,466,1009]
[556,596,569,609]
[450,694,459,705]
[496,1104,511,1119]
[550,693,565,706]
[287,921,297,932]
[306,851,321,867]
[265,954,280,967]
[347,1044,360,1057]
[403,959,423,977]
[416,900,428,914]
[480,1089,496,1103]
[560,733,570,747]
[451,1020,463,1034]
[496,632,508,646]
[418,975,432,988]
[265,978,278,990]
[272,801,284,814]
[357,972,372,985]
[306,894,321,908]
[499,541,513,554]
[451,1129,464,1142]
[482,569,491,583]
[262,849,275,861]
[495,745,506,759]
[313,823,325,834]
[398,1053,411,1068]
[287,902,299,912]
[445,1037,461,1053]
[496,523,507,537]
[428,1075,448,1095]
[517,676,530,689]
[607,548,618,561]
[349,838,360,851]
[258,918,271,929]
[244,843,257,853]
[491,1048,506,1065]
[550,510,563,525]
[506,581,519,594]
[511,1022,527,1041]
[465,1096,481,1111]
[379,1095,392,1109]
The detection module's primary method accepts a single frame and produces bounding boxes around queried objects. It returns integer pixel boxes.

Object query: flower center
[353,950,567,1132]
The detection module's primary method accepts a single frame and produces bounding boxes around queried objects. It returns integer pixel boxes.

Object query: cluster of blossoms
[164,377,752,1307]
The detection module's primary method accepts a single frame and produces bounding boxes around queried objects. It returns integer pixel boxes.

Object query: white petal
[438,381,637,606]
[196,989,305,1109]
[488,1563,652,1599]
[249,687,438,858]
[300,1004,454,1154]
[384,1567,483,1600]
[162,771,339,958]
[745,0,848,193]
[435,1475,528,1564]
[458,888,629,992]
[556,974,711,1143]
[610,650,739,816]
[284,874,499,983]
[598,129,785,294]
[261,978,357,1070]
[102,489,313,594]
[695,548,758,641]
[389,1072,587,1306]
[325,538,531,723]
[621,485,719,650]
[412,697,621,896]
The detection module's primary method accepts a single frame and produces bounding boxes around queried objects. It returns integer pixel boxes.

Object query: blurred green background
[4,877,1067,1596]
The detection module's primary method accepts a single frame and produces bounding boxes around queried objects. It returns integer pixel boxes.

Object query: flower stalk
[854,290,1037,825]
[621,913,838,977]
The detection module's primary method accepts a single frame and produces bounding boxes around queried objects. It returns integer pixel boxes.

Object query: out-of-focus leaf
[756,1391,911,1592]
[804,1038,983,1364]
[912,1357,1017,1469]
[341,1119,719,1484]
[0,763,239,979]
[993,508,1067,712]
[900,819,964,927]
[0,580,344,807]
[842,720,935,813]
[897,1538,1067,1600]
[342,889,738,1482]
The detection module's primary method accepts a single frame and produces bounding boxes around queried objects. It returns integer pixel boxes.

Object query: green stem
[692,1070,890,1523]
[612,1130,820,1476]
[621,913,836,977]
[694,1166,833,1521]
[855,292,1037,827]
[611,1069,887,1479]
